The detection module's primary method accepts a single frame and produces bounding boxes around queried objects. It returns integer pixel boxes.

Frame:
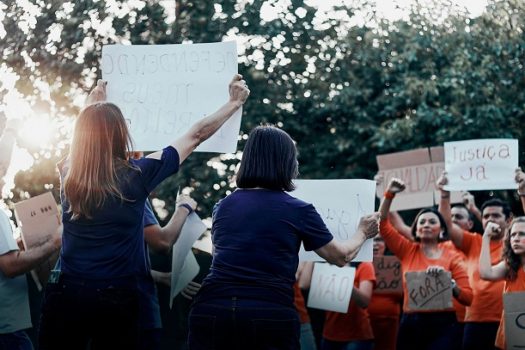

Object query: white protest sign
[192,231,212,254]
[376,147,462,211]
[102,41,240,152]
[171,251,200,304]
[406,271,453,311]
[293,179,375,262]
[307,263,355,313]
[170,212,207,308]
[444,139,518,191]
[503,292,525,349]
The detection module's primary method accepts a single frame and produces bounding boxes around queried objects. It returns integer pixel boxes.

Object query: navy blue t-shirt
[197,189,333,306]
[59,146,179,280]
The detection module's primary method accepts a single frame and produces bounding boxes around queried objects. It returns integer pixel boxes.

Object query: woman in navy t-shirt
[188,125,380,350]
[38,75,249,350]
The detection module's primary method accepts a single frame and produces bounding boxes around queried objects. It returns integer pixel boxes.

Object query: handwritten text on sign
[102,42,241,153]
[406,271,452,311]
[373,255,402,294]
[307,263,356,313]
[444,139,518,191]
[294,179,376,262]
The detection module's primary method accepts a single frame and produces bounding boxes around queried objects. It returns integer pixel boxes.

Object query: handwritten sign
[102,42,241,152]
[13,192,60,290]
[373,255,402,295]
[376,147,462,211]
[503,292,525,349]
[307,263,356,313]
[170,212,207,308]
[444,139,518,191]
[406,271,452,311]
[293,179,375,262]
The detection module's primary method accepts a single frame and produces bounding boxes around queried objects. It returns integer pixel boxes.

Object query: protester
[293,281,317,350]
[437,172,511,350]
[0,119,62,350]
[322,262,376,350]
[188,125,380,350]
[38,74,249,349]
[379,178,472,350]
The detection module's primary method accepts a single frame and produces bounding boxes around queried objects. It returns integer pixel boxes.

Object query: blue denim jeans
[396,312,457,350]
[462,322,499,350]
[0,330,34,350]
[188,297,300,350]
[38,275,140,350]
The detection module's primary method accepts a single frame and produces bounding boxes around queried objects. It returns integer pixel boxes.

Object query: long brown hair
[64,102,134,219]
[503,216,525,281]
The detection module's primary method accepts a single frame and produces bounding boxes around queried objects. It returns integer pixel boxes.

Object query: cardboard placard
[406,271,452,311]
[503,292,525,349]
[376,147,462,211]
[307,263,356,313]
[373,255,402,295]
[294,179,376,262]
[444,139,519,191]
[102,41,240,152]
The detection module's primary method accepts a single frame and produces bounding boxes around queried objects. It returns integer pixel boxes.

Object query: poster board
[102,41,241,152]
[503,292,525,349]
[293,179,375,262]
[405,271,452,311]
[307,263,355,313]
[373,255,402,294]
[444,139,518,191]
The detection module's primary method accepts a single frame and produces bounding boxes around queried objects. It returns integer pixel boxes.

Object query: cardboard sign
[406,271,452,311]
[293,179,376,262]
[444,139,519,191]
[376,147,462,211]
[170,212,207,308]
[307,263,355,313]
[13,192,60,290]
[102,41,241,152]
[503,292,525,349]
[373,255,402,295]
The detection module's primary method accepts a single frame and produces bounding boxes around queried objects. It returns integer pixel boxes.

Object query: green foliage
[2,0,525,220]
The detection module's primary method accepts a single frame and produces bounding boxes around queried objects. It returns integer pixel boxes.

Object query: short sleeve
[0,210,18,256]
[298,204,333,251]
[357,262,376,286]
[143,200,159,227]
[133,146,180,193]
[460,230,477,255]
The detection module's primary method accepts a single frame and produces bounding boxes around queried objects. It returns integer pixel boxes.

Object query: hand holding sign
[228,74,250,106]
[358,213,380,239]
[86,79,107,106]
[515,168,525,195]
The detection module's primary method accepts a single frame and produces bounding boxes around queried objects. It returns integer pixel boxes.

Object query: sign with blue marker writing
[294,179,375,262]
[307,263,356,313]
[102,41,240,152]
[444,139,518,191]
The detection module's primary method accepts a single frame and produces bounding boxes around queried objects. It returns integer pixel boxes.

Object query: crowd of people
[0,74,524,350]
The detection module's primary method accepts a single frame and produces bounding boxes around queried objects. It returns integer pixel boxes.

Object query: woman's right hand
[358,212,380,239]
[386,178,406,194]
[228,74,250,107]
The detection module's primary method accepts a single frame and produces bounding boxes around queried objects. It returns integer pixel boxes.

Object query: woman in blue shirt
[188,125,380,350]
[38,75,249,350]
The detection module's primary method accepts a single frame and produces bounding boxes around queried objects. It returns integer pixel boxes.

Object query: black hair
[410,207,449,242]
[236,125,298,191]
[481,198,511,219]
[451,203,475,222]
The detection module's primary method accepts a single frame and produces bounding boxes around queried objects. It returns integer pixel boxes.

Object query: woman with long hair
[39,75,249,350]
[379,178,473,350]
[188,125,380,350]
[479,216,525,349]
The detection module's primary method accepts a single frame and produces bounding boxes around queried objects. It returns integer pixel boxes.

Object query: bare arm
[388,211,413,241]
[352,280,374,308]
[147,74,250,164]
[315,213,380,267]
[516,168,525,214]
[479,222,507,281]
[437,172,464,248]
[144,196,197,255]
[463,192,482,223]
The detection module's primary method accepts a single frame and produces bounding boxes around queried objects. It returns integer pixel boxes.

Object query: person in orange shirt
[322,262,376,350]
[437,172,511,350]
[379,178,473,350]
[293,281,317,350]
[479,216,525,349]
[368,236,402,350]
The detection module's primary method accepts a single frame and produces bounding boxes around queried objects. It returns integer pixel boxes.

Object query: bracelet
[384,191,396,199]
[518,191,525,197]
[178,203,194,214]
[441,194,450,199]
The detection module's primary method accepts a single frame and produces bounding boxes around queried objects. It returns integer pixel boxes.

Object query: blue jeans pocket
[188,314,216,350]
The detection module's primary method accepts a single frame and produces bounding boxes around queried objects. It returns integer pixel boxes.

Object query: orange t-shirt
[443,241,467,322]
[460,231,505,322]
[380,220,473,313]
[323,262,376,342]
[293,282,310,324]
[495,267,525,349]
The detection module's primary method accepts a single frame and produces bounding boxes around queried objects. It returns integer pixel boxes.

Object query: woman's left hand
[426,265,445,276]
[86,79,107,105]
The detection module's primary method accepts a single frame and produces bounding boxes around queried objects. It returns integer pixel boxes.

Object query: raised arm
[516,168,525,214]
[388,211,413,241]
[479,222,507,281]
[315,213,380,267]
[144,195,197,255]
[462,191,482,223]
[0,119,20,178]
[436,172,464,248]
